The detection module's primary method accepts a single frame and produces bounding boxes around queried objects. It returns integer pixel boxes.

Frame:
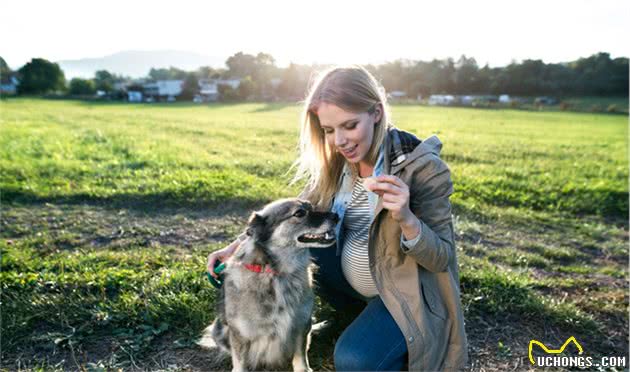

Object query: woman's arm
[400,155,455,273]
[365,155,455,273]
[207,232,249,276]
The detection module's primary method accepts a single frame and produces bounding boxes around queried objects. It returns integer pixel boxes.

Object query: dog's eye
[293,209,307,218]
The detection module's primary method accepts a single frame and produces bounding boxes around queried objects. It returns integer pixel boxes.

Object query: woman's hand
[207,236,245,277]
[365,175,420,240]
[365,175,414,222]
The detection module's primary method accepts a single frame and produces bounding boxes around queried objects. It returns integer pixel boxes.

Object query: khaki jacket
[367,129,468,371]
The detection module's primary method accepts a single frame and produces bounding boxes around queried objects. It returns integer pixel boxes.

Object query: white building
[143,80,184,101]
[216,78,241,90]
[196,78,242,102]
[499,94,511,103]
[428,95,456,106]
[198,79,219,101]
[388,91,407,100]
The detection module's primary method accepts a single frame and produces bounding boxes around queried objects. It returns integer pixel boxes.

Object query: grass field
[1,98,628,371]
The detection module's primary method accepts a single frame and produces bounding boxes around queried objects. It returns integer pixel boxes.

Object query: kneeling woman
[209,65,468,371]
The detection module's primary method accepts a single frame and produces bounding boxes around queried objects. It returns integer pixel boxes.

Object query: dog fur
[199,198,338,371]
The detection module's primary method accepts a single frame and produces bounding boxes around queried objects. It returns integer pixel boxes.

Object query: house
[0,75,19,95]
[142,80,184,101]
[216,78,241,90]
[499,94,511,103]
[196,78,242,102]
[428,95,456,106]
[198,79,219,102]
[459,95,474,105]
[388,91,407,100]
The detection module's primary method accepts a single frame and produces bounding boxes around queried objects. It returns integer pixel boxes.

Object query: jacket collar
[371,128,443,221]
[384,127,443,175]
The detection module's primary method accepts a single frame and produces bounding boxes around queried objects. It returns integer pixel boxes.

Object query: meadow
[1,98,628,371]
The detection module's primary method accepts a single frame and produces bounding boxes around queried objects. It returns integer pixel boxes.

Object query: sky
[2,0,628,69]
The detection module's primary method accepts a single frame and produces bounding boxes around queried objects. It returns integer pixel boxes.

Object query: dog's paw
[196,327,219,349]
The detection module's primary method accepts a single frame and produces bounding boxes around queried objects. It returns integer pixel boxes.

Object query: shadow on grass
[248,102,297,113]
[1,189,270,215]
[71,99,300,111]
[66,99,254,110]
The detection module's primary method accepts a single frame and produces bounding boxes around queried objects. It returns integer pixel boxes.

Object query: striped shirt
[341,175,379,298]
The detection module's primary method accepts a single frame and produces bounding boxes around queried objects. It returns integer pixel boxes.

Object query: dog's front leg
[291,329,312,372]
[229,331,247,372]
[230,346,246,372]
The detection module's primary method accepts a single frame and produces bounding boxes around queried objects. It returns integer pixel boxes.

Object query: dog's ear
[246,212,267,238]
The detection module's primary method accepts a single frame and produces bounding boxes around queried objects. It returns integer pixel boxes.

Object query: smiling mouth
[339,144,358,156]
[298,231,336,245]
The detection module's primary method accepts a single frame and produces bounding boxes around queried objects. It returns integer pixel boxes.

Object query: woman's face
[316,102,381,164]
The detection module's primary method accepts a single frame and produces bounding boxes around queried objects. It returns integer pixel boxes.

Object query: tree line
[1,51,627,100]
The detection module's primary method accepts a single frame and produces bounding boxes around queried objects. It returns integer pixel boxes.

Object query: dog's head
[246,198,338,249]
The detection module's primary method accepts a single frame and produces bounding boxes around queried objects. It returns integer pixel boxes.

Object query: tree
[276,63,313,101]
[1,56,15,88]
[180,72,199,100]
[253,52,278,98]
[69,78,96,95]
[94,70,115,92]
[17,58,65,94]
[454,55,479,94]
[148,67,187,81]
[226,52,258,78]
[0,56,12,79]
[277,63,300,99]
[237,76,256,100]
[225,51,279,99]
[197,66,218,80]
[218,84,238,101]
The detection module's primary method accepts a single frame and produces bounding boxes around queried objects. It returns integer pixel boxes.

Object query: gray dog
[200,198,338,372]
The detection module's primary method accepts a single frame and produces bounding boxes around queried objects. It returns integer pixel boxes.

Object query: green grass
[1,99,627,216]
[561,96,629,113]
[1,98,627,370]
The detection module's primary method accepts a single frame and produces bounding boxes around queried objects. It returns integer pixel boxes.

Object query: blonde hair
[289,65,393,210]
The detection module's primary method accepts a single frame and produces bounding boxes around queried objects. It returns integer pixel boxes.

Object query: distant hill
[57,50,226,79]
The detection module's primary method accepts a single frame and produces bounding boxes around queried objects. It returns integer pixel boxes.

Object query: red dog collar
[243,263,277,275]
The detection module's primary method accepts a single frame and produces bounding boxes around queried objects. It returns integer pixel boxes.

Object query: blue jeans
[310,247,408,371]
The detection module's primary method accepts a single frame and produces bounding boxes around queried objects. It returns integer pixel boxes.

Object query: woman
[208,65,468,371]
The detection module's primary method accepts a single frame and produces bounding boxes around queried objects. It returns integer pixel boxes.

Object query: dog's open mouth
[297,231,335,245]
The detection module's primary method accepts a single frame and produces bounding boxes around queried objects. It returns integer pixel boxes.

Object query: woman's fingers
[207,256,216,277]
[207,253,221,277]
[376,175,405,187]
[367,180,403,195]
[382,193,403,204]
[365,175,407,196]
